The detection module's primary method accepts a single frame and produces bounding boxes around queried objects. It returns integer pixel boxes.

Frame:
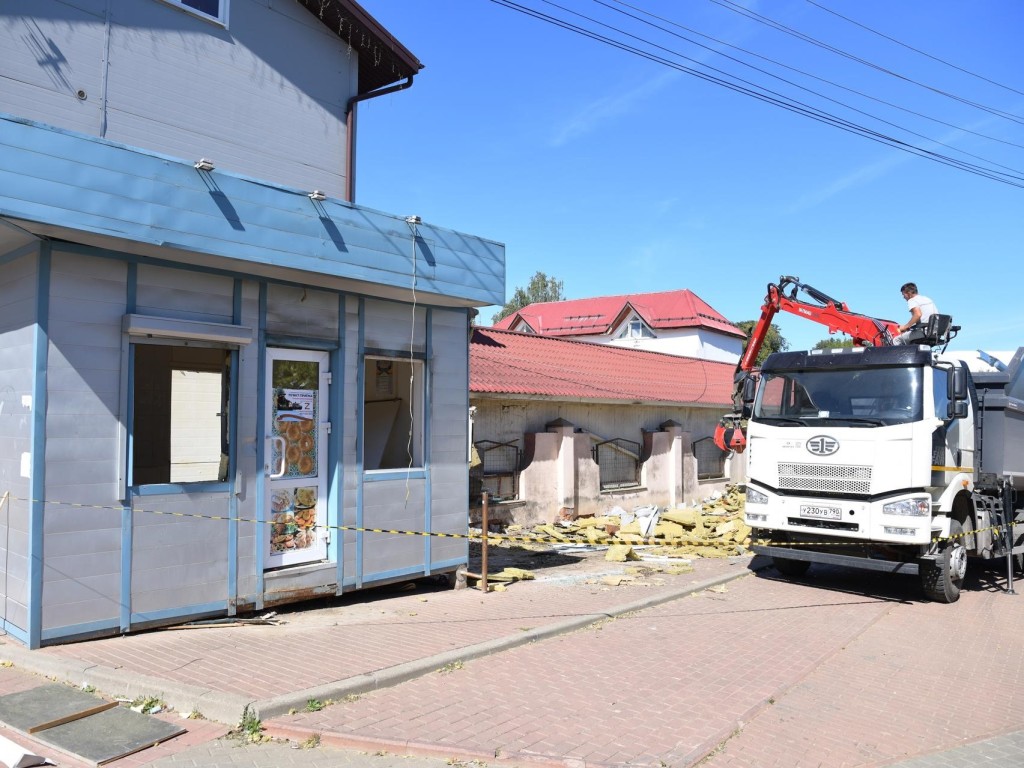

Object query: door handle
[268,436,286,479]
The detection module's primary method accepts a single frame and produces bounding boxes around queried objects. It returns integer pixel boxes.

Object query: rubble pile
[497,485,750,560]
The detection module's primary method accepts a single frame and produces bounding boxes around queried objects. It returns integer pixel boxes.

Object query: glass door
[264,348,329,568]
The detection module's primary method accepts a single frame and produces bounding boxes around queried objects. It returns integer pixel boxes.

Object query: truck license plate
[799,505,841,521]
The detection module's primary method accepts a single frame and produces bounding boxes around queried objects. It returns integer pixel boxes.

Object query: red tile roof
[492,289,744,339]
[471,328,735,406]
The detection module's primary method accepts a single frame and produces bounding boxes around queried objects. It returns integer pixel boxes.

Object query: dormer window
[160,0,229,25]
[618,317,654,339]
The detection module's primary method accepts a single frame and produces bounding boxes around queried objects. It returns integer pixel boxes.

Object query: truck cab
[743,344,1020,602]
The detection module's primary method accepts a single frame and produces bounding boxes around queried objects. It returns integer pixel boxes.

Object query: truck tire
[920,519,967,603]
[773,556,810,577]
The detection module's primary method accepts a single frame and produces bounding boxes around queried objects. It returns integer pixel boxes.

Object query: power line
[805,0,1024,99]
[487,0,1024,188]
[607,0,1024,152]
[593,0,1024,176]
[710,0,1024,126]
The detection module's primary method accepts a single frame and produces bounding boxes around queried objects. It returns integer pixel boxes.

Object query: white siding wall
[0,249,38,634]
[0,0,356,197]
[41,250,126,633]
[582,328,743,363]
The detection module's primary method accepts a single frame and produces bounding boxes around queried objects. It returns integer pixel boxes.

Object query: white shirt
[908,294,937,325]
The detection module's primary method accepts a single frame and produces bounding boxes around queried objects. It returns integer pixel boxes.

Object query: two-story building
[493,289,745,363]
[0,0,504,647]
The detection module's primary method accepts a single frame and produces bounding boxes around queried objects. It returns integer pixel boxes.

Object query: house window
[364,356,423,471]
[159,0,229,25]
[693,436,728,480]
[132,344,230,485]
[592,437,641,491]
[618,318,654,339]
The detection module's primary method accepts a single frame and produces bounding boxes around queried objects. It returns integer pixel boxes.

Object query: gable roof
[471,328,734,406]
[492,288,744,339]
[297,0,423,93]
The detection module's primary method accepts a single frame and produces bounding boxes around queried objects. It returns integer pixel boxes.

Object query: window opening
[133,344,230,485]
[160,0,228,24]
[472,440,521,503]
[693,436,728,481]
[364,356,423,470]
[593,437,641,490]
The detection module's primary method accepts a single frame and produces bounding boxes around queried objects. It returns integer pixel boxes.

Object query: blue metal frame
[332,294,345,590]
[27,243,50,649]
[254,282,268,609]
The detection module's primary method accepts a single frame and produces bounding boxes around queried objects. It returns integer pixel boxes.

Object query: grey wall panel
[137,264,234,322]
[266,284,339,340]
[40,572,120,630]
[363,301,426,352]
[0,252,37,631]
[362,482,426,574]
[103,0,351,196]
[0,0,353,195]
[0,1,107,136]
[130,494,229,614]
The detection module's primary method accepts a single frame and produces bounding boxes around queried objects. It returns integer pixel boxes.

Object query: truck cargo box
[974,348,1024,486]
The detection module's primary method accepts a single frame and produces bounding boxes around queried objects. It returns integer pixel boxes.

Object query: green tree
[491,271,565,325]
[736,320,789,366]
[812,337,855,351]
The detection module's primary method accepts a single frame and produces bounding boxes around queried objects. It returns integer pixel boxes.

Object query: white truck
[743,342,1024,602]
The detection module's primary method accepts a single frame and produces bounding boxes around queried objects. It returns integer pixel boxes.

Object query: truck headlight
[746,487,768,504]
[883,498,930,517]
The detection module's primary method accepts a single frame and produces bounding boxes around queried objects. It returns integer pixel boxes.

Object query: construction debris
[491,485,749,559]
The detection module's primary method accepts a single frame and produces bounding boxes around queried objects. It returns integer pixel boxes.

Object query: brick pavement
[3,555,1023,768]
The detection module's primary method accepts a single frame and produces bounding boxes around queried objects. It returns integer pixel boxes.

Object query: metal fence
[592,437,641,491]
[472,440,522,503]
[693,436,728,480]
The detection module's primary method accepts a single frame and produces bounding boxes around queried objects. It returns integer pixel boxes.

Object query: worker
[893,282,938,345]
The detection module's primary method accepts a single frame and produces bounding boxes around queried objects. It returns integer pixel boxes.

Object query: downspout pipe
[345,75,415,204]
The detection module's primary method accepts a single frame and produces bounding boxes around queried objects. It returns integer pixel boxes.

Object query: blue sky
[356,1,1023,354]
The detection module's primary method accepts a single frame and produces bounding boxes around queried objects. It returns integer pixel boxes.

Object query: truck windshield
[753,366,923,427]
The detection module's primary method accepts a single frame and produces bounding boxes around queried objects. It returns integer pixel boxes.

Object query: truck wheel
[773,556,810,577]
[920,520,967,603]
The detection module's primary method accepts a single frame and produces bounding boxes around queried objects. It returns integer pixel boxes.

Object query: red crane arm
[715,276,900,453]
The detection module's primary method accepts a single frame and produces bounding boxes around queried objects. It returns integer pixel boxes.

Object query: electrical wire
[710,0,1024,126]
[486,0,1024,188]
[804,0,1024,99]
[606,0,1024,151]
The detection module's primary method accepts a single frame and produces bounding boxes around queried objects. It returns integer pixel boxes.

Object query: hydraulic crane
[714,275,902,453]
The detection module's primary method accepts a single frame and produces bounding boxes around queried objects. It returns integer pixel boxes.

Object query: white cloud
[549,70,681,146]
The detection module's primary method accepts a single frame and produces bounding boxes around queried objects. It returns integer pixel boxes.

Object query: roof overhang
[295,0,424,93]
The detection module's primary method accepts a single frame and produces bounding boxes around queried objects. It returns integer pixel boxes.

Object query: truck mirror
[741,376,757,404]
[947,400,968,420]
[948,366,968,401]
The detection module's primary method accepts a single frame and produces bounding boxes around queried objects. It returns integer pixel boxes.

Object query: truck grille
[777,462,872,495]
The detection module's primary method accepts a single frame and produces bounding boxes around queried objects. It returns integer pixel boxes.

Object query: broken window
[132,344,230,486]
[593,438,641,491]
[364,356,423,471]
